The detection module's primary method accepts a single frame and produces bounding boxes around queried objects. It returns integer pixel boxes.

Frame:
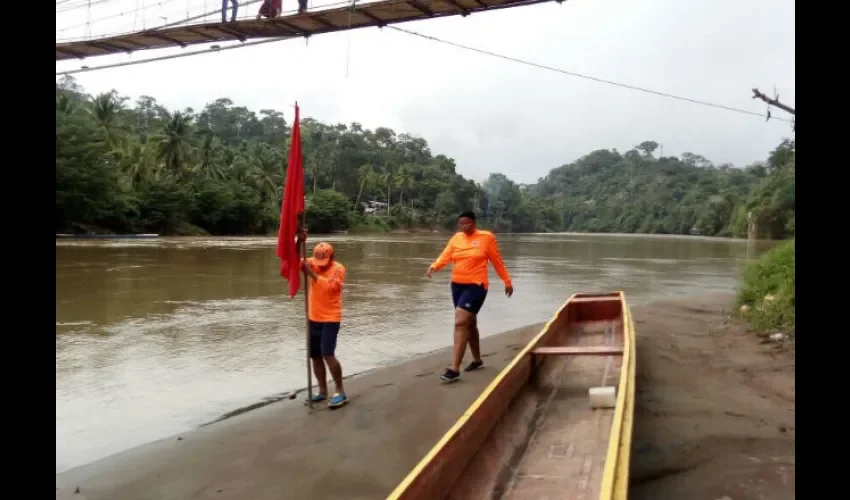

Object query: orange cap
[312,242,334,266]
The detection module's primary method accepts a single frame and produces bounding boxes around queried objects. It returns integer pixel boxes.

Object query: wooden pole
[302,212,313,409]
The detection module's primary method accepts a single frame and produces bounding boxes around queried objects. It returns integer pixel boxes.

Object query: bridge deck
[56,0,557,61]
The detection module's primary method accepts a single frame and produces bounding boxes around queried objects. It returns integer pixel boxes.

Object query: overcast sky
[56,0,795,183]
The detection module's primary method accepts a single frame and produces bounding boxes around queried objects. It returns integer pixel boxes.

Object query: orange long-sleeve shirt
[304,258,346,323]
[430,230,512,289]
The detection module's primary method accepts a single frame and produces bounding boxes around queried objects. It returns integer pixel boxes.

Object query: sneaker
[464,360,483,372]
[329,392,348,408]
[304,393,327,405]
[440,368,460,383]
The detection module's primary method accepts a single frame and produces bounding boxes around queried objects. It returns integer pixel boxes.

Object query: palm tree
[379,165,395,215]
[110,141,157,188]
[244,145,281,233]
[56,93,76,115]
[89,91,126,147]
[395,165,414,208]
[195,133,224,180]
[154,111,194,177]
[355,164,375,210]
[326,148,339,191]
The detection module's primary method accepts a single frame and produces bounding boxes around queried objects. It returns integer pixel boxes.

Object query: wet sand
[629,295,795,499]
[56,294,794,500]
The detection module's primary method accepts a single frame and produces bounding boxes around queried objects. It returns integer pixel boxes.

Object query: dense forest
[56,76,794,239]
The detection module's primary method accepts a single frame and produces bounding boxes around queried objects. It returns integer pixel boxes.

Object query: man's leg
[324,356,344,394]
[322,322,343,393]
[221,0,228,22]
[465,315,483,371]
[311,357,328,395]
[441,284,466,382]
[309,322,328,400]
[451,307,475,372]
[468,315,480,360]
[464,285,487,371]
[321,323,347,406]
[230,0,239,22]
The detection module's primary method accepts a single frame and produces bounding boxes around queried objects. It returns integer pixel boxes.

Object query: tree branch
[752,88,795,115]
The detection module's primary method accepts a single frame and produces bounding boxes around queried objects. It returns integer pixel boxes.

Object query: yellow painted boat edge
[598,292,636,499]
[384,292,579,500]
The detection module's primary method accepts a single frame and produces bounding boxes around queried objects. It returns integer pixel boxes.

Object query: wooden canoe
[387,291,636,500]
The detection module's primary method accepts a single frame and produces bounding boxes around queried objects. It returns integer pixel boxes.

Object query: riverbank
[56,294,794,500]
[629,295,794,499]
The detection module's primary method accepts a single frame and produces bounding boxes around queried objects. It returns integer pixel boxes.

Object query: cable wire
[56,0,116,13]
[386,25,791,123]
[56,37,289,75]
[57,0,198,37]
[56,20,792,124]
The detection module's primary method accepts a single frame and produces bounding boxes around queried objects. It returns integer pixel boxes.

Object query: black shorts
[450,282,488,314]
[309,321,340,357]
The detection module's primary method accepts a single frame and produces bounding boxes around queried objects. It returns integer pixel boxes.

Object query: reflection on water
[55,233,776,473]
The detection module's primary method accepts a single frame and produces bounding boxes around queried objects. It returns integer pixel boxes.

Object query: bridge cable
[56,0,117,13]
[57,0,352,39]
[386,25,791,123]
[57,0,183,37]
[56,23,790,123]
[56,36,289,75]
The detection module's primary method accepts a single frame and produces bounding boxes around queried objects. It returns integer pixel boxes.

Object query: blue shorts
[309,321,340,358]
[451,282,488,314]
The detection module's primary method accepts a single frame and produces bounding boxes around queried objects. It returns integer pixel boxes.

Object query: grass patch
[735,239,795,336]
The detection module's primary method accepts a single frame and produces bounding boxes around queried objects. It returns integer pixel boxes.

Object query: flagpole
[296,100,313,410]
[302,214,313,409]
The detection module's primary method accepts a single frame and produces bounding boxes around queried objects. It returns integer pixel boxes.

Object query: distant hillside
[56,74,793,239]
[520,141,782,237]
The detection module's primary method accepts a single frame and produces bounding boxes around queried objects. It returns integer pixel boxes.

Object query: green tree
[54,76,794,238]
[307,190,352,233]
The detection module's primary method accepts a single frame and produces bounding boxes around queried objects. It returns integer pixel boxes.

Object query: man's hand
[425,265,434,279]
[301,260,317,280]
[505,285,514,298]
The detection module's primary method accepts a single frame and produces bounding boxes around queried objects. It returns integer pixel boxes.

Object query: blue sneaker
[329,392,348,408]
[310,393,327,402]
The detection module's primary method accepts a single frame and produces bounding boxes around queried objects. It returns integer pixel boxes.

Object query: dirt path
[56,295,795,500]
[629,295,795,499]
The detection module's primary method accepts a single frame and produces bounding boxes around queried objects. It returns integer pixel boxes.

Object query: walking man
[298,229,348,408]
[426,211,513,383]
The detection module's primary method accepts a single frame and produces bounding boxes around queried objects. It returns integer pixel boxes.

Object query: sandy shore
[56,294,794,500]
[629,295,794,499]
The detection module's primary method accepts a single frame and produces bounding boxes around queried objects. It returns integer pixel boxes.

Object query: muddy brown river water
[55,233,775,473]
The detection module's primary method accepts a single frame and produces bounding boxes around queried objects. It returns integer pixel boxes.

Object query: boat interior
[389,292,631,500]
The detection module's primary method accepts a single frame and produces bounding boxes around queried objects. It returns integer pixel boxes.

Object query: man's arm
[312,265,345,293]
[430,236,456,272]
[296,226,308,259]
[485,234,512,287]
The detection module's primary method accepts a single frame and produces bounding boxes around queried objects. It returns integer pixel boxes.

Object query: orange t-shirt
[304,258,346,323]
[430,230,512,290]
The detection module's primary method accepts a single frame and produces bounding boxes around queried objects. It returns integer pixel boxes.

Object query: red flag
[276,103,305,298]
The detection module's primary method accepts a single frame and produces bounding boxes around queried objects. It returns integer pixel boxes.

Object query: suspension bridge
[56,0,560,62]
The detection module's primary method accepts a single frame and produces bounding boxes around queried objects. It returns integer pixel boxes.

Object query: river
[55,232,776,474]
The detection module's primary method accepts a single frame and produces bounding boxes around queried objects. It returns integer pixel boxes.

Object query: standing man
[221,0,238,22]
[426,211,514,383]
[256,0,281,19]
[298,229,348,408]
